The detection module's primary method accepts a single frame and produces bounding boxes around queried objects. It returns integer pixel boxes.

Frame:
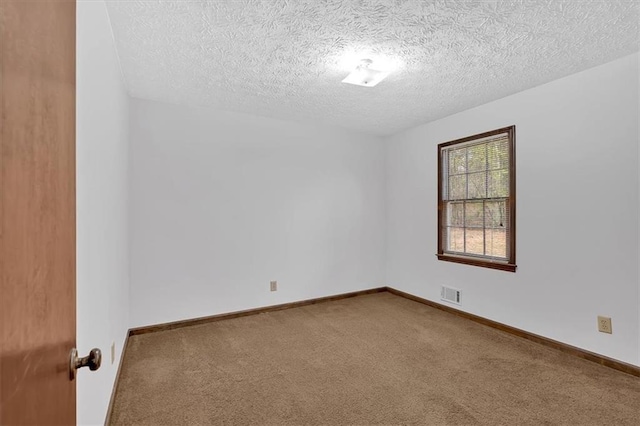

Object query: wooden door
[0,0,77,424]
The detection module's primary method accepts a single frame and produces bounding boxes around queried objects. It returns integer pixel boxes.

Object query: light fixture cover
[342,59,389,87]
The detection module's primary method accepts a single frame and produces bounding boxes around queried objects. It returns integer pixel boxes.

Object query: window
[437,126,516,272]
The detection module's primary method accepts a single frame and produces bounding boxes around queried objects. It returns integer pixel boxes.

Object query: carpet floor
[109,292,640,425]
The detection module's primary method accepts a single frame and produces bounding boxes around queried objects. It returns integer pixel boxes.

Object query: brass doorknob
[69,348,102,380]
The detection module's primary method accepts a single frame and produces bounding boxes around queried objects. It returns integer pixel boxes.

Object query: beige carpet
[109,292,640,425]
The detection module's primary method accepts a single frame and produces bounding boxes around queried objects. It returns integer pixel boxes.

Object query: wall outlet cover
[270,280,277,292]
[597,316,612,334]
[111,342,116,364]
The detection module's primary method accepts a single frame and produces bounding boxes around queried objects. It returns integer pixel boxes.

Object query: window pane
[446,227,464,252]
[465,227,484,255]
[447,202,464,226]
[468,171,486,199]
[486,228,507,258]
[467,144,486,172]
[449,148,466,175]
[484,200,507,228]
[488,169,509,198]
[464,201,484,228]
[448,174,466,200]
[487,138,509,170]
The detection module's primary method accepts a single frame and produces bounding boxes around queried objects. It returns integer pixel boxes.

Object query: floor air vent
[441,286,461,305]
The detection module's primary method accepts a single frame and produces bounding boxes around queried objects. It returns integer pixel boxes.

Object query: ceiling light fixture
[341,59,389,87]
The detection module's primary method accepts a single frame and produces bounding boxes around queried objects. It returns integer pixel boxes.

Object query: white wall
[76,1,130,424]
[386,53,640,366]
[129,99,386,327]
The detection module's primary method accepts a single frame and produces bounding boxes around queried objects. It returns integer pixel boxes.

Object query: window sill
[436,254,517,272]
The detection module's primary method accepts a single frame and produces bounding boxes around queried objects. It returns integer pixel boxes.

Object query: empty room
[1,0,639,425]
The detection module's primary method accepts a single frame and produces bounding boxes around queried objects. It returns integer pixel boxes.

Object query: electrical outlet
[111,342,116,364]
[597,316,612,334]
[270,280,277,292]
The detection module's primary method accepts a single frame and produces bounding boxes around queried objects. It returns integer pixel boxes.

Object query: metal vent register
[441,286,461,305]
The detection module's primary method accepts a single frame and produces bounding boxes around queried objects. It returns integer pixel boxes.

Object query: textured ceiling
[105,0,639,136]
